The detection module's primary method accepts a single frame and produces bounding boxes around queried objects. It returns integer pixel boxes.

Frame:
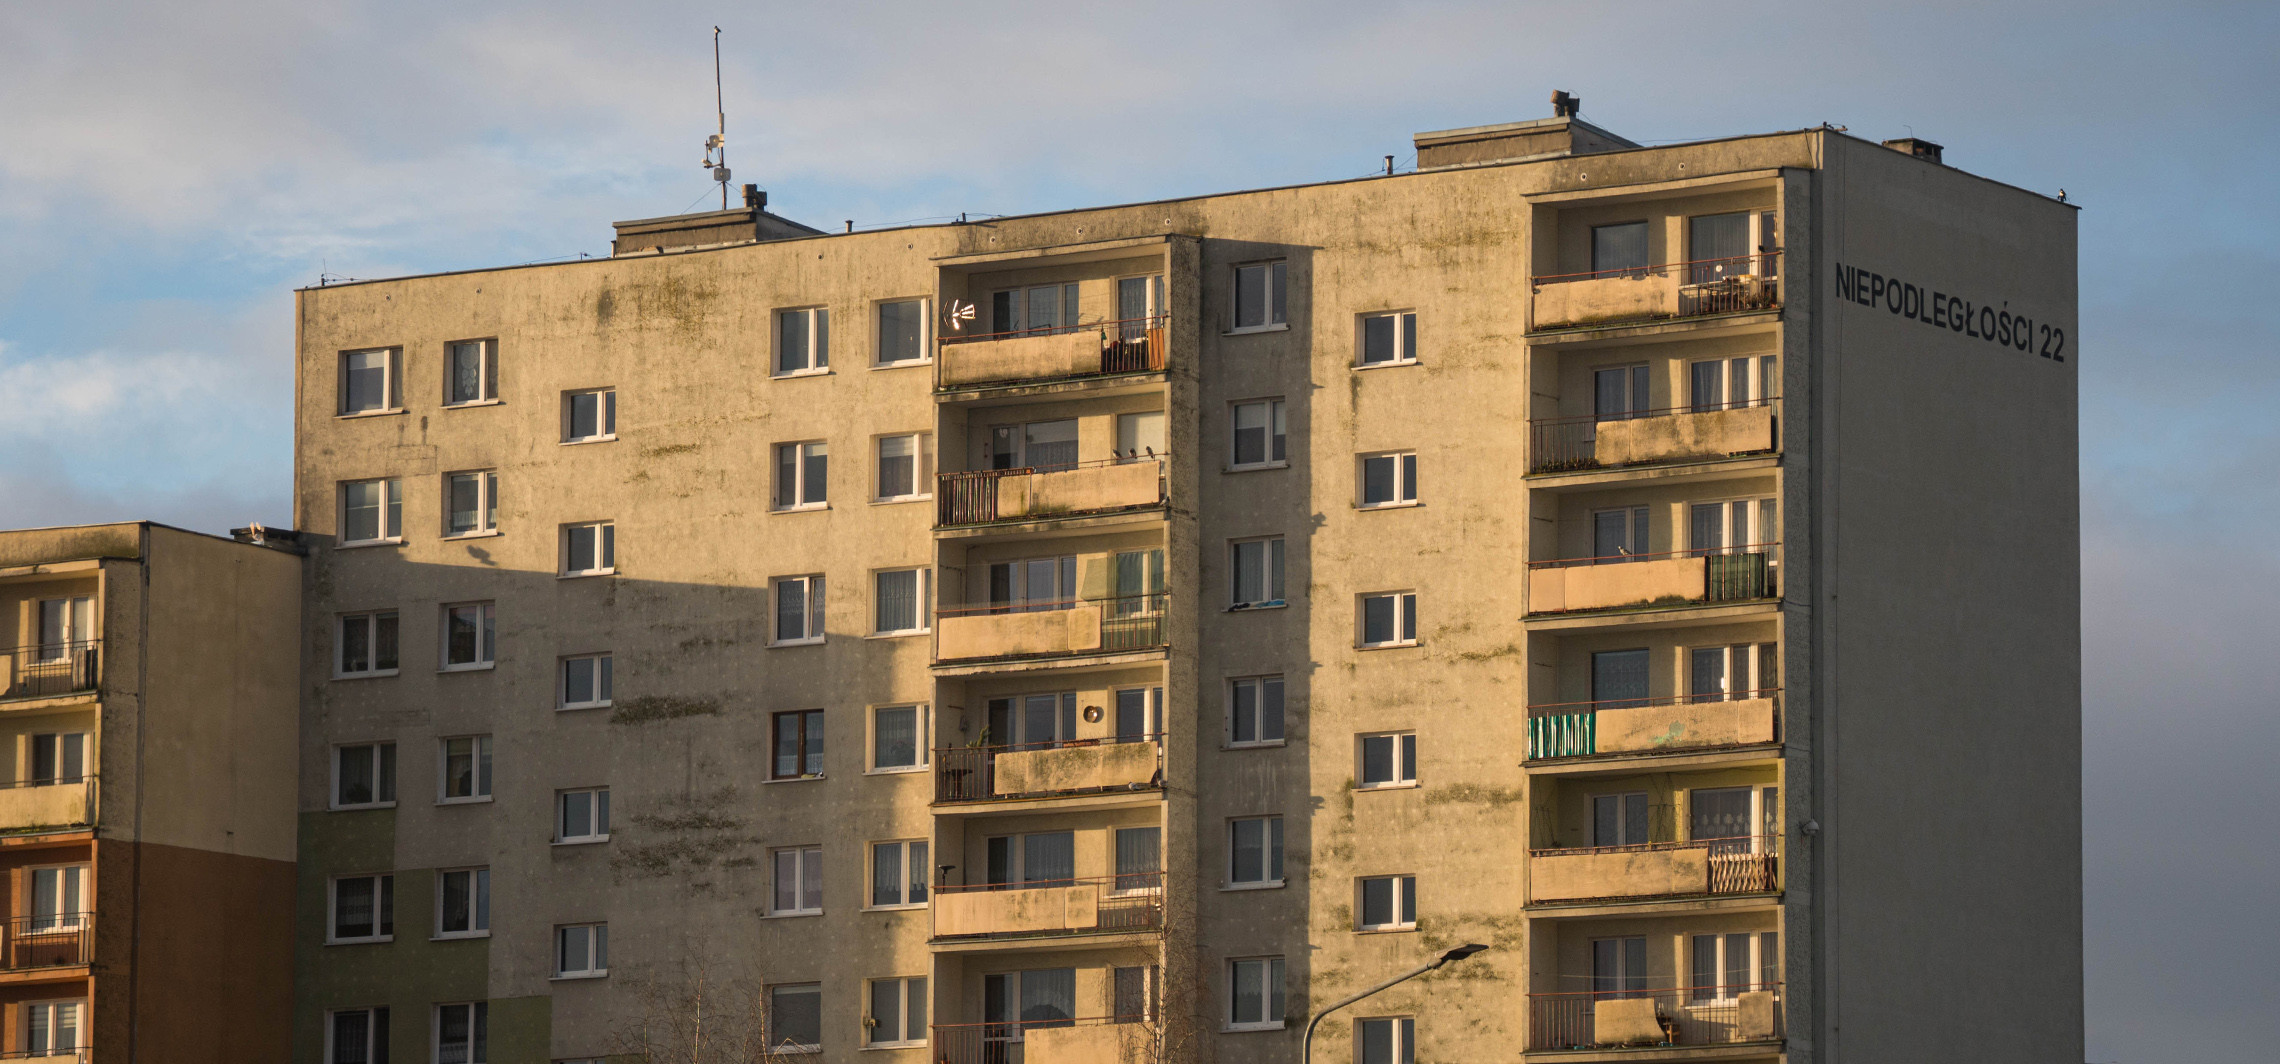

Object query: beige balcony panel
[0,782,91,832]
[1531,847,1708,902]
[940,331,1103,387]
[1595,405,1777,466]
[1027,1023,1148,1063]
[994,742,1157,797]
[1001,463,1161,520]
[1532,274,1679,330]
[1738,990,1780,1041]
[1531,556,1705,614]
[937,610,1102,662]
[934,884,1098,936]
[1596,698,1777,754]
[1592,997,1666,1045]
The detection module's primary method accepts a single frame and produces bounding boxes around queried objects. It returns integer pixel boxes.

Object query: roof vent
[1551,90,1582,118]
[1882,137,1944,165]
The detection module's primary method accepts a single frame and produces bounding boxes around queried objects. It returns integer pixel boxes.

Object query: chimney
[1551,90,1581,118]
[1882,137,1944,165]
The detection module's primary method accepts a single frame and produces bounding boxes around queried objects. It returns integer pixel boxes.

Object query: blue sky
[4,2,2276,1057]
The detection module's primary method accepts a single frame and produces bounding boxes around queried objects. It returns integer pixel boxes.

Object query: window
[1226,957,1286,1029]
[1690,355,1778,411]
[772,847,824,915]
[439,736,494,802]
[992,283,1079,334]
[773,709,825,778]
[1688,211,1778,283]
[871,705,926,771]
[23,1001,84,1056]
[27,865,87,931]
[1358,1017,1415,1064]
[1592,648,1651,708]
[1690,930,1779,1001]
[340,478,404,544]
[987,556,1076,609]
[1118,273,1164,328]
[1688,497,1777,556]
[1114,966,1159,1023]
[1358,591,1418,647]
[985,831,1074,885]
[1116,411,1167,463]
[1231,261,1288,331]
[773,576,826,644]
[336,610,399,678]
[989,418,1078,472]
[563,389,617,442]
[28,733,86,784]
[867,977,927,1046]
[1593,506,1650,562]
[445,471,499,536]
[984,969,1075,1033]
[559,522,616,576]
[1689,786,1772,853]
[1230,537,1286,609]
[440,603,496,669]
[560,654,613,710]
[435,1002,488,1064]
[774,441,829,509]
[870,840,929,907]
[1591,222,1650,276]
[327,1007,388,1064]
[768,984,823,1053]
[1357,732,1416,788]
[873,568,931,635]
[33,596,92,661]
[1593,792,1653,847]
[445,339,497,405]
[876,299,930,365]
[1115,826,1162,893]
[777,306,829,374]
[340,348,399,414]
[1114,685,1163,740]
[437,867,491,937]
[333,742,397,808]
[1358,875,1418,931]
[986,693,1077,749]
[1229,676,1285,746]
[1689,642,1779,703]
[1593,936,1649,998]
[1595,363,1652,420]
[558,788,610,843]
[555,923,609,977]
[1230,399,1287,468]
[1228,816,1284,887]
[875,433,931,500]
[329,874,394,942]
[1358,311,1418,366]
[1359,452,1418,507]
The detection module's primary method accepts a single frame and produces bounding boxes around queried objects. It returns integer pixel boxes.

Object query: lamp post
[1301,943,1489,1064]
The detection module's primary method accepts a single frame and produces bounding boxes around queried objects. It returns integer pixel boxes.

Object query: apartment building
[292,109,2080,1064]
[0,521,302,1063]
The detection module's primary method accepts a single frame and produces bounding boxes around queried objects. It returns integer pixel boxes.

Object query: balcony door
[988,693,1077,750]
[1117,275,1164,333]
[1113,686,1163,741]
[986,832,1075,888]
[36,597,93,662]
[985,968,1077,1052]
[1593,506,1649,563]
[990,419,1079,472]
[1688,211,1778,284]
[28,865,87,932]
[1113,827,1162,894]
[1690,787,1755,856]
[986,556,1077,612]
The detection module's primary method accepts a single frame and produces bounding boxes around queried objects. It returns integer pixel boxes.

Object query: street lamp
[1301,944,1490,1064]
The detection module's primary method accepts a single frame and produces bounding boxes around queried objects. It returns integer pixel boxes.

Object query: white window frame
[1357,310,1419,367]
[25,864,88,931]
[873,297,933,367]
[771,846,825,916]
[443,338,499,406]
[1357,1016,1416,1064]
[1686,496,1778,557]
[325,1006,389,1064]
[1685,642,1778,703]
[1228,398,1288,470]
[339,347,401,416]
[1357,451,1419,508]
[22,999,86,1055]
[1356,731,1417,789]
[774,441,830,511]
[1358,591,1418,648]
[772,575,827,646]
[868,704,929,773]
[558,653,614,711]
[1228,675,1286,747]
[561,388,617,444]
[1356,874,1418,931]
[1227,816,1285,889]
[1229,260,1289,333]
[33,596,92,662]
[1689,353,1778,411]
[767,983,824,1054]
[868,839,930,909]
[560,521,617,577]
[1225,956,1287,1031]
[434,1002,489,1064]
[443,470,499,538]
[1689,930,1779,1004]
[871,567,933,636]
[865,975,928,1047]
[874,432,933,501]
[775,306,831,376]
[438,734,495,803]
[556,787,611,844]
[334,610,399,679]
[554,922,610,979]
[991,283,1080,334]
[327,873,394,944]
[435,866,491,939]
[1229,537,1286,610]
[439,602,497,670]
[331,741,398,809]
[338,478,404,546]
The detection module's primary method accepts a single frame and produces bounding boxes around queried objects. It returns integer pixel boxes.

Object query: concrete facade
[290,117,2079,1064]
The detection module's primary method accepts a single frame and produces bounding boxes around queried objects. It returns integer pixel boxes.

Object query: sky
[3,1,2276,1058]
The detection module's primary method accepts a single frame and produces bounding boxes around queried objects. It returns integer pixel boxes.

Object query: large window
[768,984,823,1053]
[1229,676,1285,746]
[332,742,397,808]
[871,705,926,771]
[339,348,400,414]
[1593,792,1653,847]
[1228,817,1284,887]
[1688,497,1777,556]
[986,693,1077,749]
[439,735,494,802]
[436,867,491,938]
[1593,506,1650,563]
[777,307,829,374]
[440,602,496,669]
[987,556,1076,609]
[875,299,930,365]
[28,733,85,785]
[444,471,498,536]
[1593,937,1649,998]
[557,787,610,843]
[327,1007,389,1064]
[773,709,825,778]
[28,865,87,931]
[992,283,1079,334]
[772,847,824,915]
[435,1002,488,1064]
[1358,311,1418,366]
[335,610,399,678]
[1359,452,1418,507]
[560,522,616,576]
[1230,399,1287,468]
[873,568,931,635]
[33,596,91,661]
[1357,874,1418,931]
[1689,642,1779,702]
[1117,410,1167,463]
[775,441,829,509]
[340,478,404,545]
[1231,261,1288,331]
[1690,354,1778,411]
[989,418,1079,472]
[1595,363,1652,420]
[560,654,614,710]
[1687,211,1777,283]
[773,576,826,644]
[1358,591,1418,647]
[870,840,929,907]
[986,831,1074,885]
[329,874,394,942]
[875,433,931,500]
[1358,1017,1415,1064]
[445,339,497,406]
[1230,537,1286,609]
[24,1001,85,1057]
[1115,827,1162,893]
[556,923,609,978]
[1690,930,1779,1002]
[562,389,617,443]
[867,977,927,1047]
[1591,221,1650,276]
[1226,956,1287,1029]
[1357,732,1416,788]
[1592,648,1651,708]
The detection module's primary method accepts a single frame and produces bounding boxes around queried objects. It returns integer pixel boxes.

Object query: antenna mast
[702,26,731,210]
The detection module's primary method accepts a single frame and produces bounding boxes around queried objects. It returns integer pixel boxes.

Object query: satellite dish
[945,300,977,332]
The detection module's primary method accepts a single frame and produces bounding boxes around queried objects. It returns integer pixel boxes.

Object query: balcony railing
[934,594,1168,665]
[932,873,1165,941]
[1527,547,1778,615]
[1528,985,1784,1051]
[1530,836,1781,902]
[1528,398,1779,474]
[931,1015,1154,1064]
[0,1050,91,1062]
[1527,691,1782,760]
[938,457,1167,528]
[936,735,1163,803]
[1530,253,1782,331]
[0,641,100,701]
[2,914,92,971]
[0,777,97,834]
[938,315,1168,389]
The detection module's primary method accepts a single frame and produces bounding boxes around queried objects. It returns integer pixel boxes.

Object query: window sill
[870,495,933,506]
[769,638,826,649]
[1225,461,1289,473]
[325,936,394,946]
[442,529,502,541]
[335,538,405,550]
[772,368,833,380]
[1357,501,1422,511]
[861,1041,927,1051]
[333,670,400,682]
[442,398,505,409]
[558,701,612,712]
[1223,323,1290,337]
[432,931,492,942]
[1353,359,1420,371]
[554,836,610,847]
[864,629,929,640]
[560,569,616,580]
[329,802,399,812]
[765,909,824,919]
[335,408,407,420]
[768,1047,823,1057]
[561,434,618,446]
[439,662,497,673]
[870,359,932,371]
[1227,601,1288,612]
[864,765,928,776]
[1355,781,1420,792]
[772,503,831,514]
[1225,740,1286,751]
[1355,925,1419,935]
[861,902,928,913]
[551,971,609,981]
[1221,880,1285,892]
[437,796,495,806]
[1222,1022,1287,1033]
[764,774,828,784]
[1356,641,1420,651]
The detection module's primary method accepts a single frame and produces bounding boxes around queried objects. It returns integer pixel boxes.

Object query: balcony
[938,316,1167,390]
[938,459,1166,529]
[0,641,99,702]
[1529,986,1784,1053]
[932,873,1164,942]
[0,778,96,833]
[932,1016,1154,1064]
[934,595,1168,667]
[1529,400,1778,474]
[1528,549,1777,616]
[1529,254,1782,333]
[936,736,1163,803]
[1528,694,1780,761]
[1530,836,1780,904]
[2,914,91,972]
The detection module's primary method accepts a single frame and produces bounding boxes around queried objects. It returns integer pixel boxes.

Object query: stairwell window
[339,478,404,545]
[773,576,826,645]
[1229,399,1287,468]
[555,923,609,978]
[328,1007,388,1064]
[1230,261,1288,332]
[1359,452,1418,507]
[772,847,824,915]
[436,867,491,938]
[1357,874,1418,931]
[777,306,829,375]
[1230,537,1286,609]
[775,441,829,509]
[434,1002,488,1064]
[439,735,494,802]
[440,602,496,669]
[1228,816,1284,888]
[1357,732,1417,788]
[339,348,400,415]
[1358,591,1418,647]
[1358,311,1418,366]
[444,339,498,405]
[443,471,498,536]
[867,976,927,1047]
[557,788,610,843]
[1228,675,1285,746]
[1358,1017,1415,1064]
[559,654,613,710]
[870,840,929,907]
[875,298,930,366]
[335,611,398,678]
[329,874,394,943]
[1226,956,1287,1030]
[332,742,397,808]
[562,388,616,442]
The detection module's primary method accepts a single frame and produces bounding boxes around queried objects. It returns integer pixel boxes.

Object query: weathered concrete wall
[1531,847,1707,902]
[994,741,1157,796]
[1596,405,1777,466]
[1596,697,1777,754]
[939,330,1104,386]
[1532,556,1706,613]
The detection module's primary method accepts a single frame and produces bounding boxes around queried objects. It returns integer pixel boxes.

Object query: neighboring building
[290,108,2080,1063]
[0,521,302,1063]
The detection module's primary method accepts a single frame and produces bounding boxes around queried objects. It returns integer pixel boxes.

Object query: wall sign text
[1835,262,2064,362]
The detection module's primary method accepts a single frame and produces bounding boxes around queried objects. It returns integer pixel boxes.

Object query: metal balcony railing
[1531,835,1782,897]
[2,913,92,971]
[1529,985,1784,1051]
[931,1015,1152,1064]
[1527,690,1783,759]
[938,314,1169,386]
[933,593,1169,665]
[1531,253,1783,330]
[1528,397,1780,473]
[935,735,1164,803]
[937,457,1167,527]
[933,873,1165,941]
[1,641,100,701]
